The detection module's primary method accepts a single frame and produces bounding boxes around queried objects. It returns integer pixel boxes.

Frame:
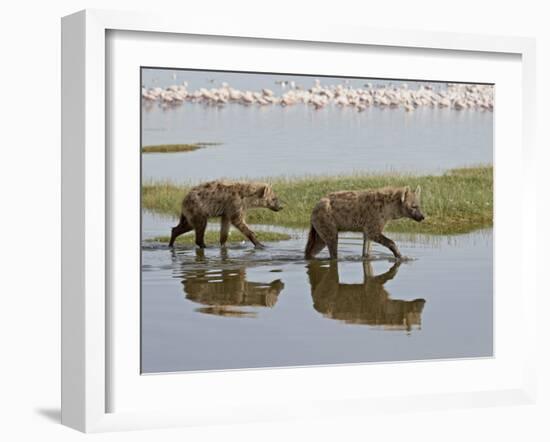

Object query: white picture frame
[61,9,537,433]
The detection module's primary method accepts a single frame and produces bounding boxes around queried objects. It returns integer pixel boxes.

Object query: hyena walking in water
[305,186,425,260]
[169,180,283,248]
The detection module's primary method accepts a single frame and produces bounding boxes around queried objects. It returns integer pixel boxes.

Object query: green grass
[142,166,493,235]
[141,142,221,153]
[148,230,291,245]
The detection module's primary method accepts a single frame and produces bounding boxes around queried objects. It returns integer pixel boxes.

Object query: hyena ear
[257,184,269,198]
[415,185,422,199]
[401,186,410,203]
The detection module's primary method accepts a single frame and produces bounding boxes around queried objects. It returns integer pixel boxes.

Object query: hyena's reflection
[182,267,284,318]
[307,261,425,330]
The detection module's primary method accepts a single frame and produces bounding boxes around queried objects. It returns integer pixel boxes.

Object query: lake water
[141,211,493,373]
[143,105,492,183]
[141,71,493,183]
[141,68,456,92]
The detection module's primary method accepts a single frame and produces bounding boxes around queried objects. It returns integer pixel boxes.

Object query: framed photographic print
[61,9,537,432]
[139,67,493,374]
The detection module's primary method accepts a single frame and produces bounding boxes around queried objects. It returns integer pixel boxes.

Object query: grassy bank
[142,166,493,235]
[142,142,220,153]
[148,230,291,245]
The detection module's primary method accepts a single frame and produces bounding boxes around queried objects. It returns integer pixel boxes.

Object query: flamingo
[140,80,493,112]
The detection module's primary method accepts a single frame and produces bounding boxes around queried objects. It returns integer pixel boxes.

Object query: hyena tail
[169,213,192,247]
[305,225,326,259]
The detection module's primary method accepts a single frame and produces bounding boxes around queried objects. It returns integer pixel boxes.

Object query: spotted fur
[169,180,283,248]
[305,185,424,259]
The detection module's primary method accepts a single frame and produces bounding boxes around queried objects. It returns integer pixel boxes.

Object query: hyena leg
[305,226,326,258]
[371,233,402,259]
[231,215,263,248]
[312,239,326,257]
[309,232,327,257]
[362,232,372,258]
[169,215,193,247]
[314,222,338,259]
[191,215,208,248]
[220,216,230,246]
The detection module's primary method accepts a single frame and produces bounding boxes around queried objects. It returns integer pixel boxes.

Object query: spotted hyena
[305,185,424,260]
[169,180,283,248]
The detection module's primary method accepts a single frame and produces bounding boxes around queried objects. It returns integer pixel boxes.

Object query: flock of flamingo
[141,79,494,112]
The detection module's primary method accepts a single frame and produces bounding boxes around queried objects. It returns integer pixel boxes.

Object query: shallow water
[142,104,492,183]
[141,212,493,373]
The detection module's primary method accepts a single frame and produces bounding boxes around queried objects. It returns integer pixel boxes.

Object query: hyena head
[256,184,284,212]
[400,185,425,222]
